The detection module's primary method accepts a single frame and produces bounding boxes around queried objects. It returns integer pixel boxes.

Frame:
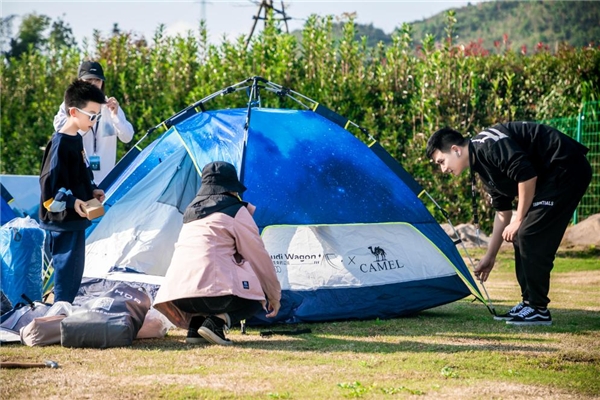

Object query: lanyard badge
[89,155,101,171]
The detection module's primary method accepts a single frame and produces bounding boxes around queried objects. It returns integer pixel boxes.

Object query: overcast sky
[3,1,486,44]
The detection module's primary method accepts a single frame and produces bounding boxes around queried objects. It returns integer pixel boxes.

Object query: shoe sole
[506,320,552,326]
[185,337,208,344]
[199,327,233,346]
[493,315,515,321]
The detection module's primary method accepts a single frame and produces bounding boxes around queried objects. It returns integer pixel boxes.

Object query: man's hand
[265,299,281,318]
[504,177,535,243]
[93,189,105,203]
[74,199,87,218]
[474,254,496,282]
[502,219,521,242]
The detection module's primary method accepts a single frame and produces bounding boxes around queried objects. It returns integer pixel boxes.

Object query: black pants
[514,156,592,308]
[173,295,262,330]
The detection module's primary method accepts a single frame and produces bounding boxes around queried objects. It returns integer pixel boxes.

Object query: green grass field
[2,247,599,399]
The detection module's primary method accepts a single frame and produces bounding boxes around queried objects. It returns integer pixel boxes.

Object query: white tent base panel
[263,223,458,290]
[82,222,473,324]
[254,223,472,323]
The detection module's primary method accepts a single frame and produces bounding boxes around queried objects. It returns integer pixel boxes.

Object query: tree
[0,15,17,55]
[3,13,77,60]
[48,16,77,48]
[4,13,50,59]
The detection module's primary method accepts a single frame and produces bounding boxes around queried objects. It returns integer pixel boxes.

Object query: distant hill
[409,0,600,51]
[290,1,600,51]
[291,21,392,48]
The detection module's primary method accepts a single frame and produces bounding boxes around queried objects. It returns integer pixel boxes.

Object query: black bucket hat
[78,61,105,81]
[198,161,247,195]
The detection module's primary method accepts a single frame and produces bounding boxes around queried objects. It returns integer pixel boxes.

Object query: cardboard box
[84,198,105,220]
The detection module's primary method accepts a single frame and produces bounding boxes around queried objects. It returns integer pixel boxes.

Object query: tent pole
[420,190,497,316]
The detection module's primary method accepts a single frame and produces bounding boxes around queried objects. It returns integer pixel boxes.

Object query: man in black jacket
[426,122,592,325]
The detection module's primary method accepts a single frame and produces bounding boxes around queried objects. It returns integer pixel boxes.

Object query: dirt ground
[561,213,600,248]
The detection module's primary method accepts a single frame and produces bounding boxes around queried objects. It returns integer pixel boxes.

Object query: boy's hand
[74,199,87,218]
[93,189,105,203]
[106,97,119,116]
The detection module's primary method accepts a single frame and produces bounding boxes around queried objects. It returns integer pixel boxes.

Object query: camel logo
[368,246,386,261]
[360,246,404,273]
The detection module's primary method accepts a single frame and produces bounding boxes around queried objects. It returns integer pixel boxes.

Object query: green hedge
[2,14,599,231]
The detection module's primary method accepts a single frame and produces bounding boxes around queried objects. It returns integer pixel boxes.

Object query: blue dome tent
[83,77,487,323]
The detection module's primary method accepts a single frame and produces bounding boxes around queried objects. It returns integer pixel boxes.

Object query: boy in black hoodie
[39,80,107,303]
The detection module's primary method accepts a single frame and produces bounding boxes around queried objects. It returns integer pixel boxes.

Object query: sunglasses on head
[71,107,102,122]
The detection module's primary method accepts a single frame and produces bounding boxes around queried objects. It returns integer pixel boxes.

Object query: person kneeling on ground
[153,161,281,345]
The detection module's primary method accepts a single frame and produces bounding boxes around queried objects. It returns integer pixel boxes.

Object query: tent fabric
[86,147,192,277]
[1,196,16,226]
[83,107,481,323]
[0,176,40,222]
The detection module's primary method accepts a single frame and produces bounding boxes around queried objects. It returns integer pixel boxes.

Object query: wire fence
[540,101,600,223]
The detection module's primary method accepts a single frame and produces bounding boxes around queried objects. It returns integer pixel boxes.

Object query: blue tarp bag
[0,217,45,306]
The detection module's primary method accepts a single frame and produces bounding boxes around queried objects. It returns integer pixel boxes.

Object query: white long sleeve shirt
[54,100,135,184]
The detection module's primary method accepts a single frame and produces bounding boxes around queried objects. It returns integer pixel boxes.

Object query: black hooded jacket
[470,122,589,211]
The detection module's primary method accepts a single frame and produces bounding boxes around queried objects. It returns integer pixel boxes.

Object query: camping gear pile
[1,282,169,347]
[0,182,170,348]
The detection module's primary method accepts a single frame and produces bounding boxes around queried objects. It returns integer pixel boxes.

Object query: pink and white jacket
[153,202,281,329]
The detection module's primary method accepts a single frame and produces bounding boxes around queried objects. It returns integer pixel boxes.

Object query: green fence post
[573,107,584,224]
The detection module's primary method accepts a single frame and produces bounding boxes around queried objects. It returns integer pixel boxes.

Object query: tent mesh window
[157,154,201,214]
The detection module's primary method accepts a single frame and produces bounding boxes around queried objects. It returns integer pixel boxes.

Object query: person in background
[40,80,106,303]
[153,161,281,345]
[426,122,591,326]
[53,61,134,184]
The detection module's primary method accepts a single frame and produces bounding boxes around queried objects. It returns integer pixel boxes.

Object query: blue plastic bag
[0,217,45,306]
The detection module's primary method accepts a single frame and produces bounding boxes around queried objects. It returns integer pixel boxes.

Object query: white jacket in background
[53,100,134,184]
